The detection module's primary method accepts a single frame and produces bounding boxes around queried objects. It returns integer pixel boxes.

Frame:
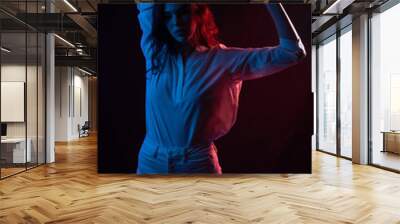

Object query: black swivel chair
[79,121,90,138]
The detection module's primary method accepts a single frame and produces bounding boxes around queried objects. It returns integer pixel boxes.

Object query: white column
[352,14,369,164]
[46,0,55,163]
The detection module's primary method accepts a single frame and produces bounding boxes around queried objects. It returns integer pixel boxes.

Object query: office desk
[381,131,400,154]
[1,138,31,163]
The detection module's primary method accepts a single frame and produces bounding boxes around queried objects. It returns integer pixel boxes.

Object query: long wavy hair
[150,4,220,75]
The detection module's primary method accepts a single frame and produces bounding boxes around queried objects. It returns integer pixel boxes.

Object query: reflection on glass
[27,31,38,169]
[371,3,400,171]
[318,37,337,154]
[0,1,46,179]
[25,0,42,170]
[1,32,27,177]
[340,29,352,158]
[38,32,46,165]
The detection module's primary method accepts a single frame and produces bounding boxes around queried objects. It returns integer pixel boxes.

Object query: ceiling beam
[55,55,96,71]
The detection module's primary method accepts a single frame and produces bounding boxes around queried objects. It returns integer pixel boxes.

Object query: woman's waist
[142,135,215,159]
[143,135,213,150]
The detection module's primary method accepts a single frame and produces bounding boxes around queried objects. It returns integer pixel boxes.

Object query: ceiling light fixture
[322,0,344,15]
[76,48,85,55]
[78,67,93,76]
[54,34,75,48]
[63,0,78,12]
[1,47,11,53]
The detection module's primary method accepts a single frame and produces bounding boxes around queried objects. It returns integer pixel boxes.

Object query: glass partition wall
[316,26,353,159]
[370,2,400,171]
[339,27,352,159]
[0,31,27,177]
[317,35,337,155]
[0,1,46,179]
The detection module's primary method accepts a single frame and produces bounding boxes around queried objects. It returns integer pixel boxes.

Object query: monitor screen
[1,123,7,137]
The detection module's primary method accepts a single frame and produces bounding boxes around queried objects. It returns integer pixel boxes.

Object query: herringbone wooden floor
[1,135,400,224]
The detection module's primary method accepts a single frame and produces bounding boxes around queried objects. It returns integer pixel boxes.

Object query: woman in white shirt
[136,3,306,174]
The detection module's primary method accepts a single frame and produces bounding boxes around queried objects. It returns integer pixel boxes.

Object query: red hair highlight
[188,4,219,48]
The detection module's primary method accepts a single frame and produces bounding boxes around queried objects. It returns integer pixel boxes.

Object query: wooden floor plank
[0,134,400,223]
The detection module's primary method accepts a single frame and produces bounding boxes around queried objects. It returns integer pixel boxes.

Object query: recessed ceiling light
[63,0,78,12]
[323,0,344,15]
[1,47,11,53]
[54,34,75,48]
[77,67,93,76]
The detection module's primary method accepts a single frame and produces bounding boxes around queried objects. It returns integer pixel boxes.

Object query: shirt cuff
[279,38,301,50]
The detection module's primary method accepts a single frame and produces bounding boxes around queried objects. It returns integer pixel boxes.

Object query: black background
[98,4,313,173]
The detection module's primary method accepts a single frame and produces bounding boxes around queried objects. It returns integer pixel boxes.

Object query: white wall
[1,65,26,134]
[55,66,70,141]
[72,73,89,138]
[1,65,41,137]
[55,66,89,141]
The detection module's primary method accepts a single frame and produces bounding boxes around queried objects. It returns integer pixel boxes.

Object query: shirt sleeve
[137,3,155,71]
[219,38,306,81]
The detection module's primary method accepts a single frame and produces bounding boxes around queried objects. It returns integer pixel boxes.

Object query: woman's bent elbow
[285,48,306,65]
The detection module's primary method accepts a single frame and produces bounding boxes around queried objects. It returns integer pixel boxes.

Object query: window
[339,28,352,158]
[317,35,337,154]
[370,2,400,171]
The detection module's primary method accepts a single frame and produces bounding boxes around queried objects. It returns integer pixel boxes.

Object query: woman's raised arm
[217,3,307,81]
[266,4,302,43]
[137,3,156,69]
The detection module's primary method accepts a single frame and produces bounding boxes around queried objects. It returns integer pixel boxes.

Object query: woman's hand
[266,3,300,41]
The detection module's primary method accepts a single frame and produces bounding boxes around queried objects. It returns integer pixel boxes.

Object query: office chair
[79,121,90,138]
